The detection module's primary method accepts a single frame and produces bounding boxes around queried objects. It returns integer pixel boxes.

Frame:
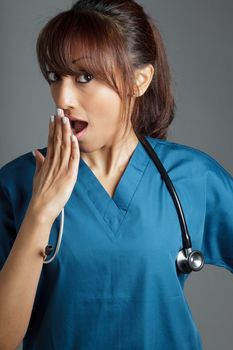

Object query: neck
[80,128,139,177]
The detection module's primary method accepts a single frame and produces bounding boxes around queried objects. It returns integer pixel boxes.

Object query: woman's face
[49,68,133,153]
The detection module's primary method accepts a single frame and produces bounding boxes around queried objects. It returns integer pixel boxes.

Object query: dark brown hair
[36,0,175,140]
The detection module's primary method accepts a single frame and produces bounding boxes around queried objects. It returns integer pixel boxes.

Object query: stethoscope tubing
[137,135,192,250]
[43,207,64,264]
[38,135,204,272]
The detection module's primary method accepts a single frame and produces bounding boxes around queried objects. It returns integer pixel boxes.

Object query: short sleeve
[0,174,17,271]
[201,156,233,273]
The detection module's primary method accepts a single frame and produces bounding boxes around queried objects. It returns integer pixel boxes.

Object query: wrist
[26,200,55,227]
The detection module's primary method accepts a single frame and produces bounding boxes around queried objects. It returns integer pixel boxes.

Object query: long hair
[36,0,175,140]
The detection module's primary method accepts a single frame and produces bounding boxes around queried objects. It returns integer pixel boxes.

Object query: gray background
[0,0,232,349]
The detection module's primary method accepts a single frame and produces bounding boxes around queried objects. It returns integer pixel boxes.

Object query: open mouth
[70,120,89,139]
[70,120,88,133]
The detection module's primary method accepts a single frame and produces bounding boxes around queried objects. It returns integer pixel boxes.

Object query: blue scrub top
[0,136,233,349]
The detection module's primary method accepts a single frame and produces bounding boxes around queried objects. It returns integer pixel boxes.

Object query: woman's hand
[28,109,80,225]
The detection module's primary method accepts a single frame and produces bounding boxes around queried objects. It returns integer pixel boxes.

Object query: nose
[52,76,77,111]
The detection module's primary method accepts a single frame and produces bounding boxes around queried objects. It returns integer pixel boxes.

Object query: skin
[49,61,154,194]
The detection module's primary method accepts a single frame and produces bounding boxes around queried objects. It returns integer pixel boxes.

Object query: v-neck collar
[39,136,156,241]
[77,136,155,240]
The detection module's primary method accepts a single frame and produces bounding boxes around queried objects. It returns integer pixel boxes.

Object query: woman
[0,0,232,349]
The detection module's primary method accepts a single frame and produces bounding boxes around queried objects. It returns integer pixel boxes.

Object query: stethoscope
[32,135,205,274]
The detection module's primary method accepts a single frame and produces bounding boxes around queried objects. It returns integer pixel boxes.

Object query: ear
[133,64,155,97]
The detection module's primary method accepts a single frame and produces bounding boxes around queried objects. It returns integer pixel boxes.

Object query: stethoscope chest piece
[138,135,205,275]
[176,248,205,273]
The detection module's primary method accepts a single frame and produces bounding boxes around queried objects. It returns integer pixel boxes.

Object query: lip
[73,123,88,140]
[67,115,88,123]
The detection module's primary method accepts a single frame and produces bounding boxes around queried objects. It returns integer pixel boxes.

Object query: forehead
[69,44,94,68]
[71,56,92,65]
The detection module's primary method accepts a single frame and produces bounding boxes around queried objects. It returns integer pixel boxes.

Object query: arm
[201,156,233,272]
[0,205,52,350]
[0,113,79,349]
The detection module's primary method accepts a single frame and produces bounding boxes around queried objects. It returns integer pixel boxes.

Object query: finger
[52,114,63,173]
[60,116,72,172]
[68,134,80,177]
[45,115,55,162]
[34,149,45,174]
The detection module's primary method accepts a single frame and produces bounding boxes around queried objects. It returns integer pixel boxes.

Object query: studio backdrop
[0,1,232,349]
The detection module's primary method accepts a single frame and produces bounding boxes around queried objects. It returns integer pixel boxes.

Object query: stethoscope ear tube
[43,208,65,264]
[137,135,205,274]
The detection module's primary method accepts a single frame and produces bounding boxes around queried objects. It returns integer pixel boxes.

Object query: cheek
[86,85,122,127]
[50,87,56,101]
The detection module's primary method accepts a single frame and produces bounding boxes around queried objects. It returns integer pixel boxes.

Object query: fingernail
[62,116,67,124]
[56,108,64,117]
[32,150,36,157]
[50,115,54,123]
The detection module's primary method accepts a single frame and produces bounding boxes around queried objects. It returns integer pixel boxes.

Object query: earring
[132,84,140,97]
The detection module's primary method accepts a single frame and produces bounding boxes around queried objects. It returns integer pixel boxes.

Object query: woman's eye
[47,71,93,84]
[47,71,59,83]
[76,72,93,84]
